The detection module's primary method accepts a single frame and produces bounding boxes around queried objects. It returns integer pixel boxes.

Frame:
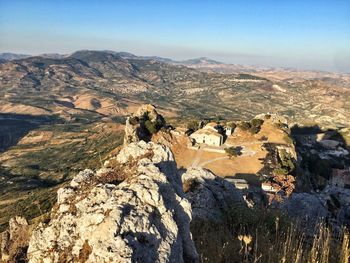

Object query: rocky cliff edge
[26,141,242,263]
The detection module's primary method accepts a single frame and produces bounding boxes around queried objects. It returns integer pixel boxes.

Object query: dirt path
[199,156,229,167]
[191,146,204,167]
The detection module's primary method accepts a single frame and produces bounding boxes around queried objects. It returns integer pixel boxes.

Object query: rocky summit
[25,140,243,263]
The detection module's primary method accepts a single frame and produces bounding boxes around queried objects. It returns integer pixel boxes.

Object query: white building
[226,127,233,136]
[225,178,249,189]
[190,122,223,146]
[261,182,280,193]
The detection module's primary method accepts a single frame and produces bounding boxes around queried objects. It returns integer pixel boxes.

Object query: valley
[0,50,349,237]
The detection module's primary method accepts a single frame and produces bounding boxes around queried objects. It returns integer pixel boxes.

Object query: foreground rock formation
[28,141,199,263]
[0,216,29,262]
[182,168,243,220]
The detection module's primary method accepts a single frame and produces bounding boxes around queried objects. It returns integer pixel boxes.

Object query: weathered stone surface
[123,116,141,145]
[0,216,29,262]
[0,230,10,260]
[28,141,198,263]
[123,104,165,145]
[323,186,350,226]
[9,216,29,240]
[182,168,244,220]
[280,193,328,227]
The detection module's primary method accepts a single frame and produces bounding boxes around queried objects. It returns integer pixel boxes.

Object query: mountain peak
[181,57,223,65]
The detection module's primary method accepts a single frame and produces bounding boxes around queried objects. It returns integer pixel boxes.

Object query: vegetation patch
[183,179,200,193]
[191,204,350,263]
[237,119,264,134]
[186,120,200,132]
[224,146,243,158]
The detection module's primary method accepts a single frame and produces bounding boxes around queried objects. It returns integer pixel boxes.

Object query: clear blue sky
[0,0,349,72]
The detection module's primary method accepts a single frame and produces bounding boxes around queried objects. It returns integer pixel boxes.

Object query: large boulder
[182,168,244,220]
[123,104,165,145]
[279,193,328,227]
[28,142,198,263]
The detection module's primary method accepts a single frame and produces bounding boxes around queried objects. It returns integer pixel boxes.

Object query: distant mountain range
[0,51,221,65]
[0,52,32,61]
[0,52,68,61]
[2,50,349,78]
[0,49,349,128]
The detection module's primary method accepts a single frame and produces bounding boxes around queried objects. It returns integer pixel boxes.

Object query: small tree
[251,119,264,128]
[225,146,242,158]
[227,122,237,129]
[249,119,264,134]
[144,120,158,134]
[187,120,199,131]
[238,122,251,131]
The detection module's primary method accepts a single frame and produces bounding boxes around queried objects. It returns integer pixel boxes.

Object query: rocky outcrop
[28,141,198,263]
[123,104,165,145]
[0,216,29,262]
[123,116,140,145]
[279,193,328,227]
[182,168,244,220]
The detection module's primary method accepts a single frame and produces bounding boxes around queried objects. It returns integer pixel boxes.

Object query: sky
[0,0,349,72]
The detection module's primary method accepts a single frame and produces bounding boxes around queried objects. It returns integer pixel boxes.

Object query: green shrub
[144,120,158,134]
[245,119,264,134]
[238,121,251,131]
[225,147,242,158]
[251,118,264,128]
[273,167,289,175]
[279,149,295,172]
[249,126,260,135]
[227,122,236,129]
[187,120,199,131]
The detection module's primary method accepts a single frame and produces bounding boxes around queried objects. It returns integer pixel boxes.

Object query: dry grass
[340,229,350,263]
[3,226,30,263]
[183,179,200,193]
[99,150,154,185]
[191,204,350,263]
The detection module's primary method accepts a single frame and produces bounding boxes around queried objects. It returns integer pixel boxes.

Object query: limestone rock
[9,216,29,240]
[0,216,29,262]
[280,193,328,227]
[0,230,10,260]
[28,141,198,263]
[182,168,244,220]
[123,104,165,145]
[254,113,288,125]
[123,116,141,145]
[134,104,161,122]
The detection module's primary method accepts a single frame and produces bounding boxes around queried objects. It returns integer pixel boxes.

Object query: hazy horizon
[1,0,349,73]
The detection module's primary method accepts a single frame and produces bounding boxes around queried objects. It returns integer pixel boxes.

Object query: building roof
[261,182,280,193]
[204,122,218,129]
[190,128,223,138]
